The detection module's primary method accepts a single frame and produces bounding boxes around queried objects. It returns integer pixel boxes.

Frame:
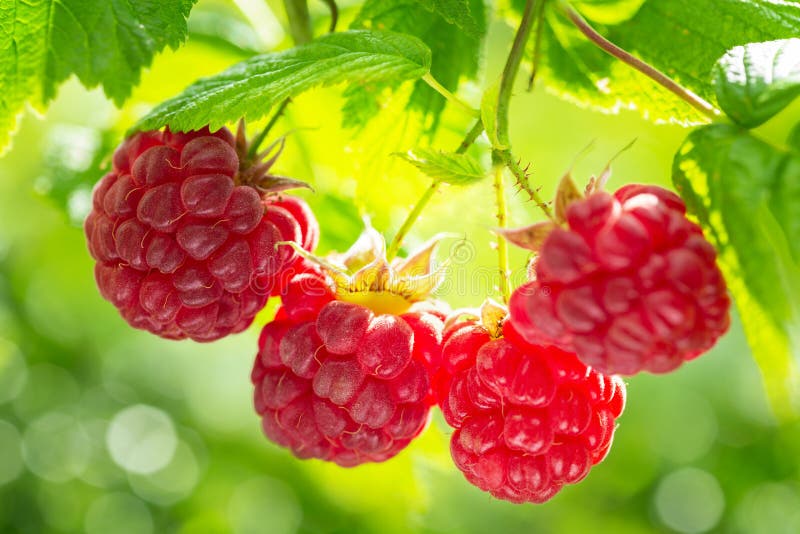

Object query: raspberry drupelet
[436,301,625,503]
[85,125,316,341]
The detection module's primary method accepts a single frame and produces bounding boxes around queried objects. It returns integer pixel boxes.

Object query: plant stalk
[561,2,719,120]
[386,119,486,260]
[422,73,480,117]
[497,149,554,220]
[528,0,547,90]
[496,0,538,147]
[494,165,511,303]
[282,0,313,44]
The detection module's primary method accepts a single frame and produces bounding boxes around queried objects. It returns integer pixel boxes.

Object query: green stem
[494,165,511,303]
[386,120,486,260]
[456,118,484,155]
[282,0,313,44]
[496,0,538,147]
[561,1,719,120]
[386,182,438,261]
[248,99,291,158]
[497,148,554,220]
[422,73,480,117]
[319,0,338,32]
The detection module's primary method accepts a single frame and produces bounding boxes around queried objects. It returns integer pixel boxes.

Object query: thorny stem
[528,0,547,91]
[494,165,511,303]
[248,99,291,158]
[561,1,719,120]
[422,73,480,118]
[386,119,486,260]
[497,149,554,220]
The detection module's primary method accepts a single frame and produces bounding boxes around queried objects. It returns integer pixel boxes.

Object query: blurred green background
[1,1,800,533]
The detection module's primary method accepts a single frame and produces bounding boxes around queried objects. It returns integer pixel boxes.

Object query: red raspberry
[438,317,625,504]
[251,269,444,466]
[84,127,316,342]
[509,185,730,375]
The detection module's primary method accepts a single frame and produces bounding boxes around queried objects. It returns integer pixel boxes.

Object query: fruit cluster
[85,126,730,504]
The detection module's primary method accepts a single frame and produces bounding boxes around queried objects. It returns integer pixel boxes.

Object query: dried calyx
[280,226,449,315]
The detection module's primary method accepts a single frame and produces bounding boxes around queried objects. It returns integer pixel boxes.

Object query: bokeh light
[654,468,725,533]
[107,405,178,475]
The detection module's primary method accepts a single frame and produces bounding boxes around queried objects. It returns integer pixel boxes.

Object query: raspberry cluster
[85,127,316,341]
[251,267,444,466]
[509,185,730,375]
[437,316,624,503]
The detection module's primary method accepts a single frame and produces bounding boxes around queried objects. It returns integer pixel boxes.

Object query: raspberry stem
[248,99,292,159]
[386,118,485,260]
[282,0,313,44]
[560,1,719,120]
[422,73,480,118]
[320,0,338,32]
[493,165,512,303]
[496,148,554,220]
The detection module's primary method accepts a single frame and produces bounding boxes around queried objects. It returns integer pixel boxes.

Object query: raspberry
[508,185,730,375]
[85,127,316,342]
[251,295,443,466]
[252,230,449,466]
[438,315,625,504]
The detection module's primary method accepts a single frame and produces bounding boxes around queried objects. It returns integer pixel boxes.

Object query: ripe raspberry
[251,296,443,466]
[84,127,317,342]
[252,230,449,466]
[439,314,625,504]
[509,185,730,375]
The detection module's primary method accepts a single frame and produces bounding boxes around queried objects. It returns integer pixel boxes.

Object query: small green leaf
[396,148,486,186]
[714,39,800,128]
[133,30,432,133]
[481,79,504,149]
[0,0,197,152]
[673,124,800,419]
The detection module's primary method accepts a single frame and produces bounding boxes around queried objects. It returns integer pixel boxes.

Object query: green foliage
[537,0,800,126]
[396,148,486,186]
[673,124,800,418]
[480,79,503,149]
[714,38,800,128]
[0,0,196,152]
[349,0,485,131]
[133,30,432,133]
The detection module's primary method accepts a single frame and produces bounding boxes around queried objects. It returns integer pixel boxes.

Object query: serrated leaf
[397,148,486,186]
[417,0,484,37]
[538,0,800,126]
[349,0,485,132]
[673,124,800,420]
[714,39,800,128]
[133,30,432,133]
[0,0,196,152]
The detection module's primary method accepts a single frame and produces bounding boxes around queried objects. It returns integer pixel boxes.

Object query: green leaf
[416,0,484,38]
[349,0,485,132]
[0,0,196,152]
[396,147,486,186]
[789,121,800,152]
[133,30,432,133]
[539,0,800,126]
[714,39,800,128]
[673,124,800,419]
